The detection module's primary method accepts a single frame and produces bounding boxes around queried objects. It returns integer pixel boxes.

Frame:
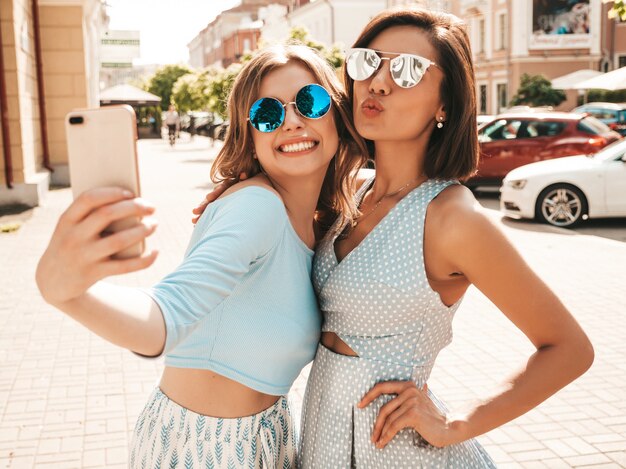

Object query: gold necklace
[354,176,425,226]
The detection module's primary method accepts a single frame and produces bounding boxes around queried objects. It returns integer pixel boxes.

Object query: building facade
[98,29,143,89]
[188,0,293,69]
[0,0,107,207]
[285,0,386,47]
[452,0,626,114]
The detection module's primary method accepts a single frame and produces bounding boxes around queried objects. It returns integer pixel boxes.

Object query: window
[619,56,626,68]
[479,18,485,53]
[479,119,522,142]
[586,108,617,120]
[243,38,251,53]
[525,120,567,137]
[577,116,611,135]
[497,83,507,113]
[498,13,507,50]
[479,84,487,114]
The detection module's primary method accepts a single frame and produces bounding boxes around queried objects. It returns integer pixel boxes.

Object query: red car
[469,112,622,186]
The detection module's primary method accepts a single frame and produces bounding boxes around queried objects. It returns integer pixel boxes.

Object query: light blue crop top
[144,187,321,395]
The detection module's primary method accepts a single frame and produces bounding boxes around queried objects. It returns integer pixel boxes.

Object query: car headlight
[506,179,527,189]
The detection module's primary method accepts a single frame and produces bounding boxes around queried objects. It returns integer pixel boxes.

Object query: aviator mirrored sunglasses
[248,83,332,133]
[345,48,438,89]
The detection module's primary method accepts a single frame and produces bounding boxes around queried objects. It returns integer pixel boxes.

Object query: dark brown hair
[346,7,479,180]
[211,44,368,234]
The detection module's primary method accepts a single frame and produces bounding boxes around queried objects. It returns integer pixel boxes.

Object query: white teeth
[280,141,316,153]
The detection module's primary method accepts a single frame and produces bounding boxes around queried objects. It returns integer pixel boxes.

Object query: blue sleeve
[144,189,286,355]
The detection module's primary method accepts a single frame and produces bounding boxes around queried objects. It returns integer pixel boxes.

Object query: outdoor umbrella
[551,69,604,90]
[573,66,626,91]
[99,84,162,106]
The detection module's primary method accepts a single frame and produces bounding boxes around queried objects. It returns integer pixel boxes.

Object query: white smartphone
[65,105,143,259]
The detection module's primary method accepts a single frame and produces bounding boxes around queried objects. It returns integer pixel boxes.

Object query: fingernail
[123,190,134,198]
[139,200,155,210]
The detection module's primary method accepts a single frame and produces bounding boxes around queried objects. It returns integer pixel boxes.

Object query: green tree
[286,26,345,68]
[145,64,192,111]
[510,74,566,107]
[607,0,626,21]
[172,68,217,113]
[205,63,243,119]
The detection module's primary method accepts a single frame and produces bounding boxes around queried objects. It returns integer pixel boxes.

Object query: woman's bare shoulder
[428,183,496,242]
[430,183,477,215]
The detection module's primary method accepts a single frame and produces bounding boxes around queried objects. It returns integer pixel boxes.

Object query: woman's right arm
[36,187,165,356]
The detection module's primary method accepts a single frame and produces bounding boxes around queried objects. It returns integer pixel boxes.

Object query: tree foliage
[510,74,566,107]
[204,63,243,119]
[607,0,626,21]
[171,69,216,113]
[145,64,192,111]
[581,88,626,105]
[286,26,345,68]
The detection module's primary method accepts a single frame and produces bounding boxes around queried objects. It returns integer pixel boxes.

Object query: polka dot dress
[298,177,497,468]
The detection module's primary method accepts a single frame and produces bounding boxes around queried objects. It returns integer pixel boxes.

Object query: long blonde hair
[210,44,367,235]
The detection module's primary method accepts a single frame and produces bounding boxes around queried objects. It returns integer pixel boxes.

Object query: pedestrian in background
[189,113,196,141]
[164,104,180,146]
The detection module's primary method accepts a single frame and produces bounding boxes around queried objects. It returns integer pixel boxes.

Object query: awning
[99,84,162,106]
[573,67,626,91]
[551,70,604,90]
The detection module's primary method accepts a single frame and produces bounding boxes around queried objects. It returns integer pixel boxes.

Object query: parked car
[572,102,626,136]
[500,138,626,227]
[477,115,495,127]
[468,112,622,187]
[504,105,554,113]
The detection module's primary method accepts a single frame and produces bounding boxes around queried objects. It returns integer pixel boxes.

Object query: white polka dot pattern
[298,177,497,468]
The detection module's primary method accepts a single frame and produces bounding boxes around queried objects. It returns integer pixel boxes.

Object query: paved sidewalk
[1,135,624,468]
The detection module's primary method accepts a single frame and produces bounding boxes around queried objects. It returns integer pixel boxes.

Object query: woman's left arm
[361,194,594,448]
[441,203,594,443]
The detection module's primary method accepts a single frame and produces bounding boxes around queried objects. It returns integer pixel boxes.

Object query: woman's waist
[160,366,282,418]
[319,329,440,370]
[313,343,431,386]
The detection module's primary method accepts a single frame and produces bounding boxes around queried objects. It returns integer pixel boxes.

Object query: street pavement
[1,135,625,468]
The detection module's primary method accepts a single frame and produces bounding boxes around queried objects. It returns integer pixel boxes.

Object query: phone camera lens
[69,116,84,125]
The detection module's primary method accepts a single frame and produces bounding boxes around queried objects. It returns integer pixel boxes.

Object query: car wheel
[535,184,588,228]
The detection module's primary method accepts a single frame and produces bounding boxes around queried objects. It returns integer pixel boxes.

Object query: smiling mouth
[278,140,319,153]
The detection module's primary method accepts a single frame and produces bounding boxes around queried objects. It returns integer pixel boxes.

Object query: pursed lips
[362,98,384,112]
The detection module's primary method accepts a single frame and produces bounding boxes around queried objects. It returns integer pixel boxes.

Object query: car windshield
[593,138,626,162]
[578,116,611,134]
[478,119,523,142]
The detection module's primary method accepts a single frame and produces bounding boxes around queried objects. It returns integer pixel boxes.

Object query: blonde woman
[36,45,366,468]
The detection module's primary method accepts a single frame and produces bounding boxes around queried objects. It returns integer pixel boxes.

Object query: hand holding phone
[36,187,158,307]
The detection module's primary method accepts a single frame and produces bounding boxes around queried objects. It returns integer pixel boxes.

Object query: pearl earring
[436,117,444,129]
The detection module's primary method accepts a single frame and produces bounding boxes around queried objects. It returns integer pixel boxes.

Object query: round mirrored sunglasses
[248,83,332,133]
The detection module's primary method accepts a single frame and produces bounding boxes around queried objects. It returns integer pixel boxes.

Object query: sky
[106,0,240,65]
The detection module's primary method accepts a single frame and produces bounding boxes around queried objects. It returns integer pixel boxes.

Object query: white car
[500,138,626,227]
